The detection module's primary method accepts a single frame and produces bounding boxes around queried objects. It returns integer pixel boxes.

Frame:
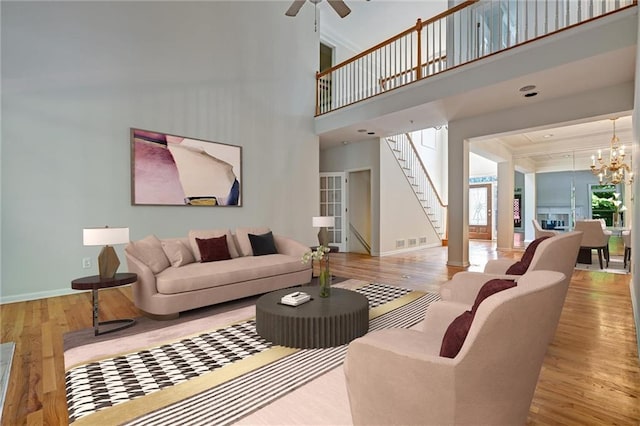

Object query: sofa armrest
[439,271,520,306]
[483,258,518,274]
[273,234,311,259]
[124,247,159,309]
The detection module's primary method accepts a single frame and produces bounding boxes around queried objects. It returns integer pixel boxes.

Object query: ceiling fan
[285,0,351,18]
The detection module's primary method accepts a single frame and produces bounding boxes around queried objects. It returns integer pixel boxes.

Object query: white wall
[1,1,320,302]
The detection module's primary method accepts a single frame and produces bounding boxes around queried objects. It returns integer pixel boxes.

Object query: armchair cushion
[440,279,517,358]
[472,278,517,312]
[505,236,550,275]
[440,310,473,358]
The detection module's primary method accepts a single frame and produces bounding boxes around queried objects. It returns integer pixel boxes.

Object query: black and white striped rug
[66,283,439,425]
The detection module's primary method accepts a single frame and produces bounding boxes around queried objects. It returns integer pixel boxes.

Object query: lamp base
[317,227,329,246]
[98,245,120,280]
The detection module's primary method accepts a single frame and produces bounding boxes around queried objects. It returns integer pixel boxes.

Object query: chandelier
[590,118,634,185]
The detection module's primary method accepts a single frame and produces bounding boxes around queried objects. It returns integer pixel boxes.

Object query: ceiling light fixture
[519,85,536,92]
[590,118,634,185]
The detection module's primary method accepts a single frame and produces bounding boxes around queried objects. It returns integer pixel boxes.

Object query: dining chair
[532,219,560,239]
[574,220,611,269]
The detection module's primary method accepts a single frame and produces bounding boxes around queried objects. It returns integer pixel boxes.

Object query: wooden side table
[71,272,137,336]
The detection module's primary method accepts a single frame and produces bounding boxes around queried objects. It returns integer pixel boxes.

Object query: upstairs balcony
[316,0,637,120]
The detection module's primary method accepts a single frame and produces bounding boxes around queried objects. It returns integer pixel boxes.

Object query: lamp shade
[83,227,130,246]
[312,216,335,228]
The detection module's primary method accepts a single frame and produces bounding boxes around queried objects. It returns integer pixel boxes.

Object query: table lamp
[312,216,335,246]
[83,226,130,279]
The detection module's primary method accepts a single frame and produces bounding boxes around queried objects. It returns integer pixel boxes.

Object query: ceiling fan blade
[285,0,306,17]
[327,0,351,18]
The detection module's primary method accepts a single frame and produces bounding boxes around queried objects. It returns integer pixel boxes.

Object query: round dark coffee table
[256,286,369,349]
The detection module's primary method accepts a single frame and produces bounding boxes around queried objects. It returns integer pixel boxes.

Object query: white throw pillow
[130,235,170,274]
[188,229,239,261]
[235,227,271,256]
[161,240,195,267]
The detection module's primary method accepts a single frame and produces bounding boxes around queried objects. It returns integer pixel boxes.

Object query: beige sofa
[125,227,312,318]
[344,270,566,425]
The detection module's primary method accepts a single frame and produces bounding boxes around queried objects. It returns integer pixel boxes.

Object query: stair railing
[316,0,636,116]
[349,223,372,254]
[386,133,448,241]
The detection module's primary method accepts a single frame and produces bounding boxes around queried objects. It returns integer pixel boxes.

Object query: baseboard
[378,242,441,257]
[0,285,132,304]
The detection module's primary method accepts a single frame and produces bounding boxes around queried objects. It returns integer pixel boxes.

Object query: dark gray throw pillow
[248,231,278,256]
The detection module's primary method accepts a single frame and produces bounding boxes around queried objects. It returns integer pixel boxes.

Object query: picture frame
[131,128,242,206]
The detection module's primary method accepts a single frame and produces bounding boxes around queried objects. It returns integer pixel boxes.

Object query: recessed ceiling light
[367,132,375,135]
[357,129,367,133]
[543,134,553,138]
[523,92,538,98]
[342,141,349,145]
[519,85,536,92]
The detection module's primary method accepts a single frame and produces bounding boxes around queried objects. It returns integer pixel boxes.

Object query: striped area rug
[67,283,439,425]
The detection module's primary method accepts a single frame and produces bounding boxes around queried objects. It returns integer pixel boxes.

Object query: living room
[1,0,639,424]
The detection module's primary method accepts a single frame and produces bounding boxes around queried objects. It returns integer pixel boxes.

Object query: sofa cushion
[197,235,232,262]
[155,254,308,295]
[505,236,550,275]
[236,227,271,256]
[189,229,239,260]
[249,231,278,256]
[440,310,474,358]
[161,239,195,267]
[130,235,170,274]
[471,279,517,313]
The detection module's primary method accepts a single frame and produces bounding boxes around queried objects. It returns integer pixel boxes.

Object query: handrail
[405,133,447,209]
[316,0,636,116]
[349,223,371,254]
[317,1,479,79]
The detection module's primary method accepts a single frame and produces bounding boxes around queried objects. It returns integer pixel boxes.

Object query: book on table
[280,291,311,306]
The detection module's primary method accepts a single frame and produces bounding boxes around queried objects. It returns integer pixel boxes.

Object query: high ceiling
[315,0,635,173]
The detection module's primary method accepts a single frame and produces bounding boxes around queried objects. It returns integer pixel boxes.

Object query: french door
[319,173,346,252]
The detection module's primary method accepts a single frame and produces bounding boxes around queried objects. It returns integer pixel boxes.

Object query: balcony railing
[316,0,637,116]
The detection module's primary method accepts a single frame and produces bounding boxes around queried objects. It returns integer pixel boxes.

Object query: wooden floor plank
[0,241,638,425]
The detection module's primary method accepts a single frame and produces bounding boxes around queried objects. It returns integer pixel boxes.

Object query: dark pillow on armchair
[196,235,232,262]
[248,231,278,256]
[471,279,517,313]
[504,236,550,275]
[440,310,474,358]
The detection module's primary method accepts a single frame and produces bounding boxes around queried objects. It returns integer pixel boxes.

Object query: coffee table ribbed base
[256,286,369,349]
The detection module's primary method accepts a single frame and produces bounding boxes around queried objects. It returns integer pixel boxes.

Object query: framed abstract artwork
[131,128,242,206]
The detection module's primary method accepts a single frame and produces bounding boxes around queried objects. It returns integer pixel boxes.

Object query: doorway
[469,183,493,240]
[347,170,371,254]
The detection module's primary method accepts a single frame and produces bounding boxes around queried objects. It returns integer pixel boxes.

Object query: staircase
[386,133,447,242]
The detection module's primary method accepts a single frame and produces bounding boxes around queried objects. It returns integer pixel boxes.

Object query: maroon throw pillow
[440,310,474,358]
[196,235,231,262]
[471,278,517,313]
[505,236,550,275]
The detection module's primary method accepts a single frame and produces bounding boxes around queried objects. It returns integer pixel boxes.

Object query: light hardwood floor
[1,241,638,425]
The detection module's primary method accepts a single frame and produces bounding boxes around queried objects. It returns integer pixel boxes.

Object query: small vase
[318,261,331,298]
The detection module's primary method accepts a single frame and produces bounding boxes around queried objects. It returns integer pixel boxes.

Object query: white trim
[0,284,132,304]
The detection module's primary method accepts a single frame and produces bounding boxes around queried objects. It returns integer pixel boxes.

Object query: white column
[447,125,469,267]
[524,172,536,242]
[496,160,515,250]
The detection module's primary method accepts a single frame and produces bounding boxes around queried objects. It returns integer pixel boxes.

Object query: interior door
[469,183,492,240]
[319,172,346,251]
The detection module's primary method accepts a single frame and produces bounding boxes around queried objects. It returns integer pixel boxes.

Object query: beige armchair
[440,231,582,307]
[533,218,560,239]
[622,229,632,271]
[574,220,611,269]
[344,270,566,426]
